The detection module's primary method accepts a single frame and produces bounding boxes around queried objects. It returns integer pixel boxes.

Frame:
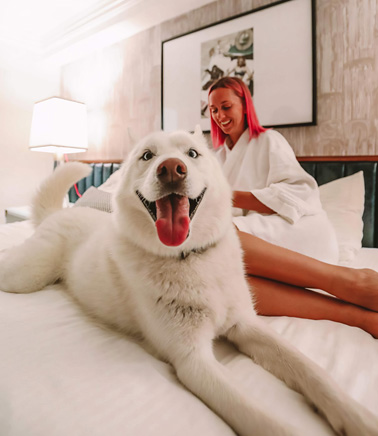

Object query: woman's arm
[232,191,274,214]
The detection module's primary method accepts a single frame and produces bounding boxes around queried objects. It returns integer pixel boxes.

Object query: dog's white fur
[1,129,377,436]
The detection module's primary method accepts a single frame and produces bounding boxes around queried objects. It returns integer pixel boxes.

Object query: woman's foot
[331,267,378,312]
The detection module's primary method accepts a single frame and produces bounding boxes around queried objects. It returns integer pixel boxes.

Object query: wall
[61,0,378,160]
[0,66,59,224]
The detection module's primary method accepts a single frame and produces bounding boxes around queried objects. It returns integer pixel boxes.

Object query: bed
[0,156,377,436]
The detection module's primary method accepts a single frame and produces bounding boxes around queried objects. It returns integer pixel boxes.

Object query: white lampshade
[29,97,88,154]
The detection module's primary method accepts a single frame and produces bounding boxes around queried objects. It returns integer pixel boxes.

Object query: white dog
[1,128,377,436]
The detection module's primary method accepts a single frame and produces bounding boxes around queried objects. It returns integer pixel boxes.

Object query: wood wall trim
[74,159,124,164]
[297,156,378,162]
[74,156,378,164]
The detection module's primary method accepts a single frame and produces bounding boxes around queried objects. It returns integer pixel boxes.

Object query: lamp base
[53,154,70,207]
[54,152,66,167]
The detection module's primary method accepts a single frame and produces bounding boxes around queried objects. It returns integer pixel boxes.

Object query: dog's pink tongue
[155,195,190,246]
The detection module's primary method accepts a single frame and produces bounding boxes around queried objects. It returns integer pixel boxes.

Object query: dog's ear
[193,124,205,143]
[128,128,138,147]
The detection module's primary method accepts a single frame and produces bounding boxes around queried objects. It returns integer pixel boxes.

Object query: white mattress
[0,222,377,436]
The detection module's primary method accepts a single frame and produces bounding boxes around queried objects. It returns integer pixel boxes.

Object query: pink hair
[208,77,266,149]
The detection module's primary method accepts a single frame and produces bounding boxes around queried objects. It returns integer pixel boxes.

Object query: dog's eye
[141,150,154,161]
[188,148,199,159]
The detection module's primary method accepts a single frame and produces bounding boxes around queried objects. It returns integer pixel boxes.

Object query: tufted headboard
[68,162,121,203]
[69,157,378,248]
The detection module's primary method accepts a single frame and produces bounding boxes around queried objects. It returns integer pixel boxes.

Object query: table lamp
[29,97,88,164]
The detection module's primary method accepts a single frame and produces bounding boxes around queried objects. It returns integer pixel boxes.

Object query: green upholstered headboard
[68,162,121,203]
[69,157,378,248]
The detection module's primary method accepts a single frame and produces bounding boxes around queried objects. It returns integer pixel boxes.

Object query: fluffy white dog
[1,128,377,436]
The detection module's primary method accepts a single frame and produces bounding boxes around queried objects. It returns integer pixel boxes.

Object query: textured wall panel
[61,0,378,160]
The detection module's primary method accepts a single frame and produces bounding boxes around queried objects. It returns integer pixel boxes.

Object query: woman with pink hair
[208,76,378,337]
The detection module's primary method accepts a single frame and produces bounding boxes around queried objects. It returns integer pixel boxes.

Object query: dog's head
[113,128,233,257]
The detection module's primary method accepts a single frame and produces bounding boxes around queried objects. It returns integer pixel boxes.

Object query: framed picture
[161,0,316,132]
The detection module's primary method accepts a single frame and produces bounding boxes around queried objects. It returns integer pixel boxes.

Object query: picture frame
[161,0,316,133]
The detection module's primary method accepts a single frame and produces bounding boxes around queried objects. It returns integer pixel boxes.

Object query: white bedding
[0,221,377,436]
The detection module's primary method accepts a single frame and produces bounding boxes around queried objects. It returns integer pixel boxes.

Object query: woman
[207,76,378,338]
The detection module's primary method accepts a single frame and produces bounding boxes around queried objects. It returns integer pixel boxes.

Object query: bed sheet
[0,222,377,436]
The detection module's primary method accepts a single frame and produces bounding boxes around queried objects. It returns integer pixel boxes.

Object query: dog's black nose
[157,158,187,184]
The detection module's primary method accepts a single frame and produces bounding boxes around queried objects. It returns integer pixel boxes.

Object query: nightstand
[5,206,31,223]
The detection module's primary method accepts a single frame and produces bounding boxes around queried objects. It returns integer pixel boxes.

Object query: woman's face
[208,87,246,146]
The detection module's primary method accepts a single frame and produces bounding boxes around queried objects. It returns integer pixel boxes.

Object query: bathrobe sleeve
[250,131,322,224]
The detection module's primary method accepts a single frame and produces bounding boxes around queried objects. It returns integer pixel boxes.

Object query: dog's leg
[0,232,63,293]
[227,315,378,436]
[175,350,301,436]
[168,336,301,436]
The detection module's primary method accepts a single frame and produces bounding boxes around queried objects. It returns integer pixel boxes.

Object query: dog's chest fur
[67,222,249,348]
[114,230,250,338]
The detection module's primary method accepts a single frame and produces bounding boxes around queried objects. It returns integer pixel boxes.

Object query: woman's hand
[232,191,274,214]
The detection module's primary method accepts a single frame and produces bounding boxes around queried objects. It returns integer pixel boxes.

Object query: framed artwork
[161,0,316,132]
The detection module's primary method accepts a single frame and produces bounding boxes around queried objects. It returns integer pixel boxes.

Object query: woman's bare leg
[237,230,378,312]
[248,276,378,338]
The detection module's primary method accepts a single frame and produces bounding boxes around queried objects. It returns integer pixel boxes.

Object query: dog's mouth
[136,188,206,247]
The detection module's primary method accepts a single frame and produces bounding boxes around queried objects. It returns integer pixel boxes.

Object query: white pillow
[73,187,112,213]
[98,169,122,193]
[72,170,122,213]
[319,171,365,265]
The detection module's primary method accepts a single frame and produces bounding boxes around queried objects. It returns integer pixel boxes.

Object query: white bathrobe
[215,129,339,263]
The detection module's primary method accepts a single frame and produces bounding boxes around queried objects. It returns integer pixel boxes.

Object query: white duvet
[0,222,377,436]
